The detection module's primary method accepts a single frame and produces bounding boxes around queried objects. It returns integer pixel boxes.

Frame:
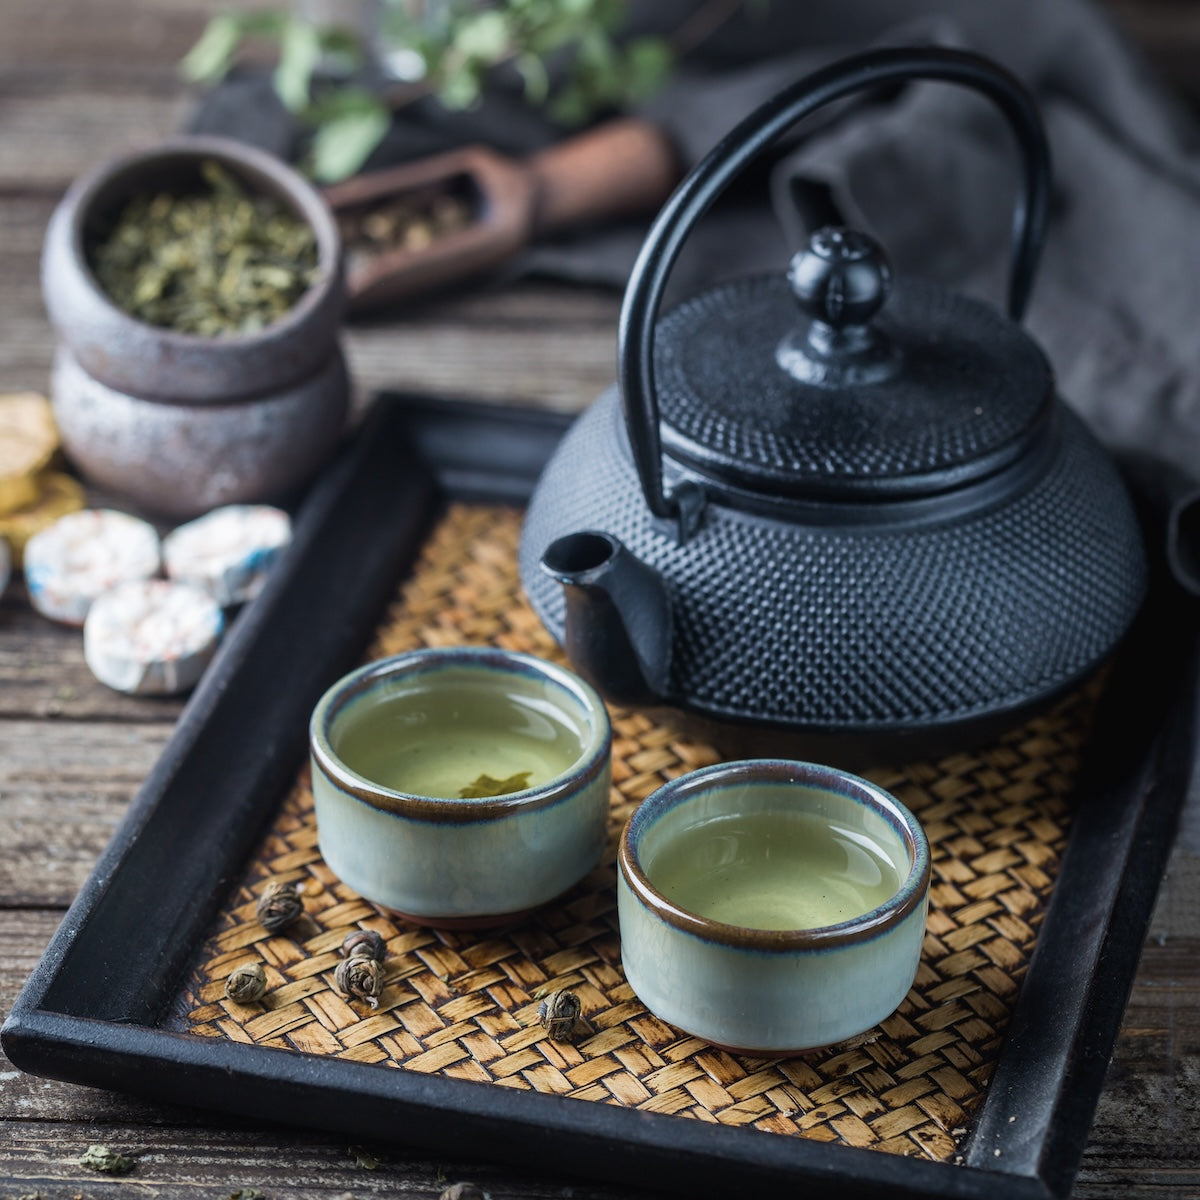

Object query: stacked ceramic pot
[41,135,349,519]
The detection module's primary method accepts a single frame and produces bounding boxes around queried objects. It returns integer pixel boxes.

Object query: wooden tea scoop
[324,117,680,312]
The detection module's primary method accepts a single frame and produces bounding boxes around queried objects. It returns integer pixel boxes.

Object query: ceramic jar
[41,134,349,518]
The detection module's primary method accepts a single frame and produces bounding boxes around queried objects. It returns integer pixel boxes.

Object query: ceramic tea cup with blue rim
[310,646,611,926]
[617,759,930,1053]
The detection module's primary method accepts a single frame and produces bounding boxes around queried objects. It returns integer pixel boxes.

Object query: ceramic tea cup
[310,647,612,926]
[617,759,930,1054]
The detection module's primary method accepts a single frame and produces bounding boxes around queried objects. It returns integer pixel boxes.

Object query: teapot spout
[540,532,671,707]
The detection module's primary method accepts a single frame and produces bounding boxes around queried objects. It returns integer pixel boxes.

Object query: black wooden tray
[3,392,1195,1200]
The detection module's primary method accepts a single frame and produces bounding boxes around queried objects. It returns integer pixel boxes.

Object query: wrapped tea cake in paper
[25,508,159,624]
[84,578,223,695]
[163,504,291,607]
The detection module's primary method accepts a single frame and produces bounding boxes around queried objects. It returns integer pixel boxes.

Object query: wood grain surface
[0,2,1197,1197]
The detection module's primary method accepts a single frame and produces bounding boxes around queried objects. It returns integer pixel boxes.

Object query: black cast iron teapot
[518,46,1147,761]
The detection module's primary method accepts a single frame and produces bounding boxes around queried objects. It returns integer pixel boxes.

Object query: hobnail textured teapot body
[519,46,1147,759]
[520,384,1144,756]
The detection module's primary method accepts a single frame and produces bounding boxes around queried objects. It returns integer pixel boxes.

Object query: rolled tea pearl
[224,962,267,1004]
[334,955,383,1008]
[255,880,304,934]
[340,929,387,962]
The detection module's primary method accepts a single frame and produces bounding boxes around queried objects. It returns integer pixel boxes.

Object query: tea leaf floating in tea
[458,770,532,799]
[89,160,319,336]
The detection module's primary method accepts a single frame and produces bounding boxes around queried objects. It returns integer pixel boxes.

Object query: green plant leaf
[452,9,512,61]
[180,11,289,83]
[317,25,368,77]
[575,25,616,72]
[514,51,549,104]
[308,99,391,182]
[184,0,689,175]
[437,63,485,110]
[274,18,322,111]
[589,0,627,30]
[549,85,591,126]
[180,14,242,83]
[622,36,672,101]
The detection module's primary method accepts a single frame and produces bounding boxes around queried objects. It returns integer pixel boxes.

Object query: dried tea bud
[537,988,582,1041]
[341,928,386,962]
[439,1184,489,1200]
[224,962,267,1004]
[335,954,384,1008]
[256,879,303,933]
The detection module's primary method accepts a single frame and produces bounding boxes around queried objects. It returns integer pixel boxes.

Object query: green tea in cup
[333,680,583,799]
[643,808,904,930]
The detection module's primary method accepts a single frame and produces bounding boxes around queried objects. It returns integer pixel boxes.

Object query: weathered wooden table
[2,3,1197,1196]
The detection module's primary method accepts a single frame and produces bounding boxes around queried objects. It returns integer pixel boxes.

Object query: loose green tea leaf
[458,771,532,799]
[349,1143,387,1169]
[78,1144,135,1174]
[88,160,319,336]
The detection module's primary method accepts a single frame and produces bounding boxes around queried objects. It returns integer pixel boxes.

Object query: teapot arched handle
[619,45,1051,528]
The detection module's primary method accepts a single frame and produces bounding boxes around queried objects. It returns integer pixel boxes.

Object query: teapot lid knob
[778,226,899,386]
[787,227,891,327]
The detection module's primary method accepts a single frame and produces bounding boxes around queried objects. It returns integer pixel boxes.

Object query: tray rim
[2,391,1193,1200]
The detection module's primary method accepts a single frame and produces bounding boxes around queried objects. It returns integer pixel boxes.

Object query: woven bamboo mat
[169,502,1096,1162]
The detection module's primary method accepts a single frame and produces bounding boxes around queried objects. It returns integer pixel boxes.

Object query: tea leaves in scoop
[88,160,319,335]
[337,182,473,280]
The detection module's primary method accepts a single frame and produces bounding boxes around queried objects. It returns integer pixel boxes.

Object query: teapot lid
[651,227,1053,501]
